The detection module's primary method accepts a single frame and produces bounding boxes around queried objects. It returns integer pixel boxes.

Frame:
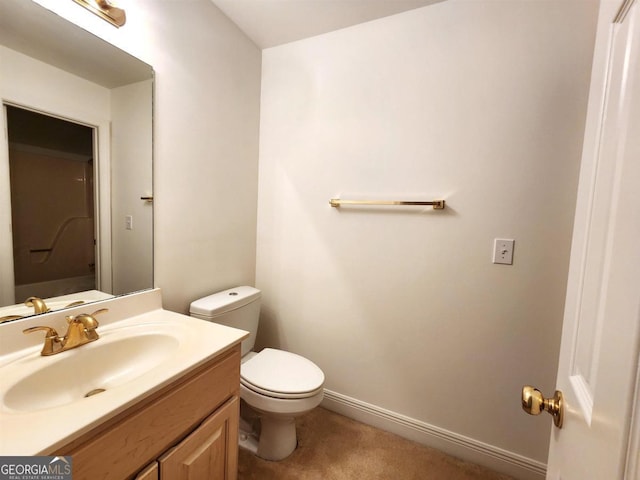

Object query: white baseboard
[321,389,546,480]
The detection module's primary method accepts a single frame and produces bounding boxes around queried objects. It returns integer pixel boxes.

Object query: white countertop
[0,290,114,324]
[0,289,247,455]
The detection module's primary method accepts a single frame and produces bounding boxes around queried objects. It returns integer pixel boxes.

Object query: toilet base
[238,381,324,462]
[238,406,298,461]
[256,415,297,461]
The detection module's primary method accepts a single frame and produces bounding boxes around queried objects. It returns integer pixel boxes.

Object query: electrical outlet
[493,238,514,265]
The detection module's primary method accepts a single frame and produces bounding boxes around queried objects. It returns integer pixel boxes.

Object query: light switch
[493,238,514,265]
[125,215,133,230]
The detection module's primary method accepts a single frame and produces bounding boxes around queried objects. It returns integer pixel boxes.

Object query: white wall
[137,3,261,312]
[256,0,598,476]
[33,0,263,312]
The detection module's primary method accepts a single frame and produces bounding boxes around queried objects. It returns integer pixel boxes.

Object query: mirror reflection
[0,0,154,323]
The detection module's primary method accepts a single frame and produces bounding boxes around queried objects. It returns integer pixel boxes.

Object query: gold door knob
[521,386,564,428]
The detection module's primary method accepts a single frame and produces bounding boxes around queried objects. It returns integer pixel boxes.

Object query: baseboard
[321,389,546,480]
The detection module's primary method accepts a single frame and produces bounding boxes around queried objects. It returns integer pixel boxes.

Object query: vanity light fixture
[72,0,126,28]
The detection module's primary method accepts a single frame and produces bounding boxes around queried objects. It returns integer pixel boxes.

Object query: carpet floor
[238,407,517,480]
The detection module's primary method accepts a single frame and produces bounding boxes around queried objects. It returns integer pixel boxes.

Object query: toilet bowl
[190,287,325,461]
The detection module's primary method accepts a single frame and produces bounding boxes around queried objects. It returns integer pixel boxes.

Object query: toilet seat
[241,348,325,399]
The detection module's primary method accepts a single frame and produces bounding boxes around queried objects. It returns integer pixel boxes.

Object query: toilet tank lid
[189,286,261,317]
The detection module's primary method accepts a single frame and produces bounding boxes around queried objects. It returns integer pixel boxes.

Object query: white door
[539,0,640,478]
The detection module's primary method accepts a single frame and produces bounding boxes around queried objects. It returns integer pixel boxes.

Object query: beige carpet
[238,408,516,480]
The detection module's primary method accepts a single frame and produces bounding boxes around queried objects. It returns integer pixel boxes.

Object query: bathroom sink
[0,289,249,457]
[1,328,179,412]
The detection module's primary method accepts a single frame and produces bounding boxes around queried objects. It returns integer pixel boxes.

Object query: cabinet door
[159,396,239,480]
[134,462,158,480]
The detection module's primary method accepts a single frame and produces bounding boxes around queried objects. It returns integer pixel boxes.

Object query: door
[543,0,640,478]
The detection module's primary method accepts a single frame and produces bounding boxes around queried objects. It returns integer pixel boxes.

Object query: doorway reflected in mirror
[7,106,96,303]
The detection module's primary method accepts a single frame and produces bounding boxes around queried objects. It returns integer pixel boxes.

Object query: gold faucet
[0,297,51,323]
[25,297,50,314]
[23,308,108,356]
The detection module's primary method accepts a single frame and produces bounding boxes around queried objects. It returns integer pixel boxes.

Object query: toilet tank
[189,286,261,356]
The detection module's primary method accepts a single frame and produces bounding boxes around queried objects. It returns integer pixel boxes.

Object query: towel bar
[329,199,445,209]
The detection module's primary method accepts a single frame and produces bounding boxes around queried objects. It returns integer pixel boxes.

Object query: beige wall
[256,0,598,475]
[131,3,261,312]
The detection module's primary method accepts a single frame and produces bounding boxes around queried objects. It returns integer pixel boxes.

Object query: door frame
[0,101,112,298]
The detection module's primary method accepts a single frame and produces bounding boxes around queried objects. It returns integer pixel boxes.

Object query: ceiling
[209,0,443,49]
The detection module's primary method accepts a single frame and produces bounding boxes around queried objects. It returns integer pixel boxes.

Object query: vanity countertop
[0,289,248,456]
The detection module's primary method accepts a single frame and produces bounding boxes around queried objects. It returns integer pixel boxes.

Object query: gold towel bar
[329,199,445,209]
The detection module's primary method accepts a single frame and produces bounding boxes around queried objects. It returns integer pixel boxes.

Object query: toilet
[189,286,325,461]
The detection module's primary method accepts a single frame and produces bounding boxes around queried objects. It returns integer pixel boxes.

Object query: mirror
[0,0,153,322]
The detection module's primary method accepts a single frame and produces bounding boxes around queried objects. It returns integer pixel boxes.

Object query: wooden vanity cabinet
[134,397,239,480]
[53,345,241,480]
[158,396,238,479]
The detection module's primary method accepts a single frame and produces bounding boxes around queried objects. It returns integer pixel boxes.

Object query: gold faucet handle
[23,325,59,337]
[87,308,108,329]
[64,300,86,308]
[23,326,62,355]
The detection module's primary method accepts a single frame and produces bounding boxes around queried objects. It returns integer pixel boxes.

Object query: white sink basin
[3,332,179,412]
